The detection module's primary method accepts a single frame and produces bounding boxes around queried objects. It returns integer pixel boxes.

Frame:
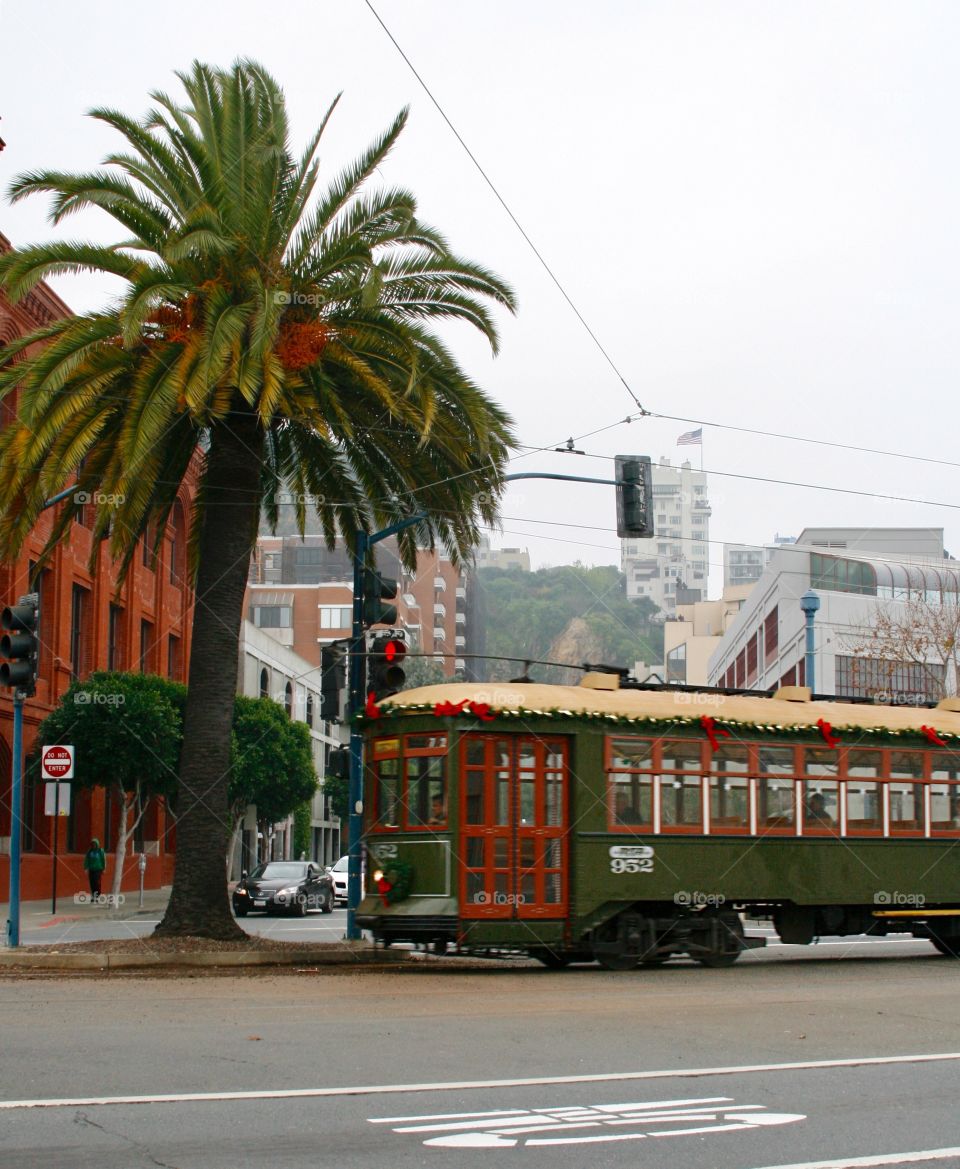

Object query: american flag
[677,428,702,446]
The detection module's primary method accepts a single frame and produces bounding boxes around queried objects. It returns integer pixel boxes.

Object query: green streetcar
[356,676,960,968]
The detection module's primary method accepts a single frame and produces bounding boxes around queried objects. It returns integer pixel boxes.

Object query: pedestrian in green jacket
[83,838,106,900]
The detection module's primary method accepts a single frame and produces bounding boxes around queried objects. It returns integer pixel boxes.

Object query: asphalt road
[2,940,960,1168]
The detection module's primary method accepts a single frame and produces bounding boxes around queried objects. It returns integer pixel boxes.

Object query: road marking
[1,1051,958,1111]
[747,1149,960,1168]
[372,1097,805,1149]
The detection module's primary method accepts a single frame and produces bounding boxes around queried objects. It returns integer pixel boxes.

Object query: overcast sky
[3,1,959,592]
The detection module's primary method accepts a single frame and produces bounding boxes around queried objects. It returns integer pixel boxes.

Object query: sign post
[41,746,74,915]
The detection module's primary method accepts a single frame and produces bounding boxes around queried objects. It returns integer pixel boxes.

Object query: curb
[0,946,411,972]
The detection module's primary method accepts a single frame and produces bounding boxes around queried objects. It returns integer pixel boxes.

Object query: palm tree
[0,60,515,938]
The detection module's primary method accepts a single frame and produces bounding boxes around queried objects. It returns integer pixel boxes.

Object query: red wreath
[365,692,382,720]
[817,718,840,749]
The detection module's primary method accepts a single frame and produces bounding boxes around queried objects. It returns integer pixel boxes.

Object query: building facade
[707,528,958,699]
[246,534,473,677]
[621,458,711,615]
[0,235,198,899]
[234,621,341,876]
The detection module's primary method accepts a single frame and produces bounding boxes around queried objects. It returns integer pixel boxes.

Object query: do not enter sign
[41,745,74,780]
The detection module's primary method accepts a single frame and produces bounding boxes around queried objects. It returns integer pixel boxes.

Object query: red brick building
[247,535,471,675]
[0,231,198,901]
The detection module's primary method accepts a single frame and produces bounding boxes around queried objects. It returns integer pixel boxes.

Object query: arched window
[259,667,269,699]
[284,681,293,717]
[305,693,314,728]
[169,500,187,587]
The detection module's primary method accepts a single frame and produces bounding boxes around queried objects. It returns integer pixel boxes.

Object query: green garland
[377,859,413,905]
[357,701,958,749]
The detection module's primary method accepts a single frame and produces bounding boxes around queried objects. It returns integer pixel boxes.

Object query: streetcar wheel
[533,948,571,969]
[696,911,744,968]
[596,952,640,971]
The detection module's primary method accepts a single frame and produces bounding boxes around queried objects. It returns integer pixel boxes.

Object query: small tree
[844,595,960,699]
[227,695,317,871]
[34,673,183,897]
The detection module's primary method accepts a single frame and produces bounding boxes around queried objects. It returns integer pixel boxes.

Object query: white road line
[747,1149,960,1168]
[1,1052,959,1111]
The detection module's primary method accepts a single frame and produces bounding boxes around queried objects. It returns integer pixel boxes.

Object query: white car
[329,855,365,903]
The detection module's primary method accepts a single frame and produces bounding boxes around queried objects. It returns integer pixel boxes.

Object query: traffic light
[320,640,347,721]
[361,567,399,629]
[615,454,654,539]
[0,595,40,696]
[367,632,407,700]
[326,745,350,780]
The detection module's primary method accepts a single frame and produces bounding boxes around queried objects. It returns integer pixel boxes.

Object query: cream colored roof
[379,681,960,738]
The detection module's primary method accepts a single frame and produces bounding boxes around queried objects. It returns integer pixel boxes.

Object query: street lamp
[799,590,821,693]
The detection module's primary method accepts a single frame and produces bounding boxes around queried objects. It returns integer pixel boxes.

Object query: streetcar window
[609,738,653,770]
[659,775,704,831]
[406,754,445,827]
[660,740,705,772]
[606,736,654,830]
[801,781,838,833]
[709,746,750,832]
[930,756,960,835]
[374,758,401,829]
[888,751,925,834]
[757,746,796,831]
[466,771,486,824]
[610,778,653,829]
[846,751,882,834]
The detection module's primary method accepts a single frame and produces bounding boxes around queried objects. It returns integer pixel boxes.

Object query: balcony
[455,586,466,600]
[433,603,446,618]
[433,576,446,591]
[455,611,466,626]
[455,635,466,648]
[433,626,446,640]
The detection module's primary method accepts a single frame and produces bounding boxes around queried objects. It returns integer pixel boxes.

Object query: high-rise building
[620,458,710,616]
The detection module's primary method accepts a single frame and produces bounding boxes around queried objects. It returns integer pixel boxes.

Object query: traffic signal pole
[6,693,23,947]
[344,462,651,941]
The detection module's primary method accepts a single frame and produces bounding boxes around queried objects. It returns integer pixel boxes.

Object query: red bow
[817,718,840,749]
[433,699,468,717]
[921,725,947,747]
[376,875,393,907]
[365,692,382,720]
[468,701,495,721]
[700,715,731,751]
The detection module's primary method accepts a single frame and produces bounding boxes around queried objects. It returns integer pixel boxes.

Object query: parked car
[233,861,334,917]
[329,854,364,903]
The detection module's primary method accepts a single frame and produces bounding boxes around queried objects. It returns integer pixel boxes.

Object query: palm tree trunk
[155,407,263,938]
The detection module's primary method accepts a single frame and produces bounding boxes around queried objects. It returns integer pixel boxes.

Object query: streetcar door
[460,734,568,919]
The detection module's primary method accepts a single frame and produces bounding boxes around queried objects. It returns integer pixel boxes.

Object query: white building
[621,458,710,615]
[233,621,342,877]
[707,528,959,698]
[723,544,769,589]
[474,534,531,572]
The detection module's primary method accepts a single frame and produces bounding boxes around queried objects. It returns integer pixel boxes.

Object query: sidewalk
[0,886,405,972]
[1,885,173,929]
